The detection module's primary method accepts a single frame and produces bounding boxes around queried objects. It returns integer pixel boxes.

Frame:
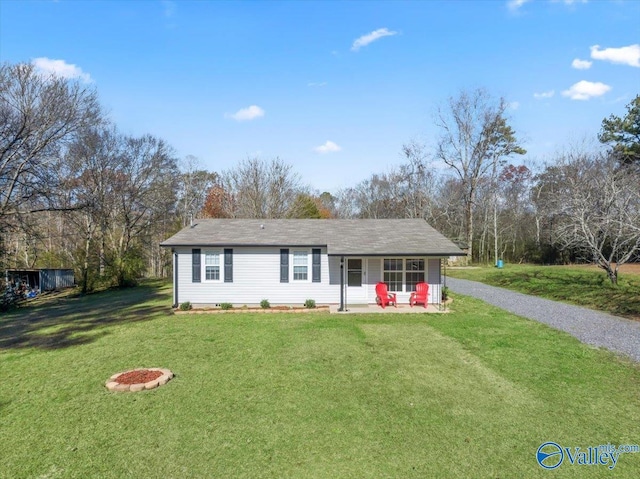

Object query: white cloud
[507,0,531,11]
[571,58,592,70]
[31,57,92,83]
[351,28,397,52]
[509,101,520,110]
[314,140,342,154]
[308,82,327,87]
[226,105,265,121]
[562,80,611,100]
[534,90,555,99]
[590,44,640,68]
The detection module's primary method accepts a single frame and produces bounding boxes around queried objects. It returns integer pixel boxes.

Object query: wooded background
[1,62,638,290]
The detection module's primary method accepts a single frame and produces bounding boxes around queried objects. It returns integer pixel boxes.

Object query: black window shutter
[224,248,233,282]
[280,249,289,283]
[192,249,201,283]
[312,248,321,282]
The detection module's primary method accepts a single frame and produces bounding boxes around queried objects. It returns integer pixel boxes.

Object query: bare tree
[0,62,100,280]
[431,176,466,243]
[434,88,524,261]
[540,152,640,284]
[176,155,219,226]
[497,164,535,262]
[399,140,439,221]
[61,125,121,291]
[334,141,440,222]
[221,157,304,218]
[106,134,178,285]
[0,63,100,225]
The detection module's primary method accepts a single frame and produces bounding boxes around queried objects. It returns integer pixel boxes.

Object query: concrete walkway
[446,277,640,363]
[330,303,445,314]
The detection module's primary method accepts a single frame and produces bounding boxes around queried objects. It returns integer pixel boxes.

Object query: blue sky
[1,0,639,193]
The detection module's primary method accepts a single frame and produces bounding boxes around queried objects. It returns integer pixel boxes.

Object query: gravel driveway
[445,277,640,363]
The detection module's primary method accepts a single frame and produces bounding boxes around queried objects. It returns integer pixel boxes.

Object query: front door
[346,258,367,303]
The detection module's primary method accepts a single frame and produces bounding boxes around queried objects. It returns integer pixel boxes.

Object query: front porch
[336,256,445,309]
[329,303,448,314]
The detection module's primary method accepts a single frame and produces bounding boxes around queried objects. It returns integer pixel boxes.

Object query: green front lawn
[1,282,639,478]
[446,264,640,320]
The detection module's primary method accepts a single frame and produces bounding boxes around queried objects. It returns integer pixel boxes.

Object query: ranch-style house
[160,218,464,310]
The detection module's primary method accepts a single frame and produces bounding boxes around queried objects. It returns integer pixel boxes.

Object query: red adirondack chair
[409,282,429,308]
[375,282,397,309]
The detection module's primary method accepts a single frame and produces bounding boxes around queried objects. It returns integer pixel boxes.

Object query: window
[293,251,308,280]
[204,252,220,281]
[347,258,362,287]
[383,259,403,292]
[405,259,425,292]
[383,258,425,292]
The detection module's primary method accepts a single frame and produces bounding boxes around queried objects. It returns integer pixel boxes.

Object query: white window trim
[202,250,222,282]
[381,257,426,293]
[291,249,312,282]
[405,258,426,292]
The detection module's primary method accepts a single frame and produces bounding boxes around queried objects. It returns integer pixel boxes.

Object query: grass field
[446,263,640,321]
[1,281,639,478]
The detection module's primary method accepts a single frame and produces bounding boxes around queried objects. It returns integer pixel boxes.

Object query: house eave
[160,242,328,248]
[327,252,467,257]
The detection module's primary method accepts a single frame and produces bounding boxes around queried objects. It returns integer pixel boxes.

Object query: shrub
[1,289,21,312]
[260,299,271,309]
[179,301,192,311]
[442,286,450,301]
[304,299,316,309]
[220,302,233,310]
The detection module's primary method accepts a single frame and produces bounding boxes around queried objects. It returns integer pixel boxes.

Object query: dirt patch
[566,263,640,276]
[615,263,640,276]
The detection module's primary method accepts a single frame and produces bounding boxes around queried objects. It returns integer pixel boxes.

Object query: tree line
[1,61,638,291]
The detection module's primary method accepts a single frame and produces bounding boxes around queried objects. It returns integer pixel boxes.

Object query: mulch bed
[175,306,330,314]
[115,369,163,384]
[105,368,174,392]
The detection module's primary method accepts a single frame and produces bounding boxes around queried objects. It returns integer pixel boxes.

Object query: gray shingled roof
[161,219,465,256]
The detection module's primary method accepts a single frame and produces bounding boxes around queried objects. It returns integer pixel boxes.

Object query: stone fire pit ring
[106,368,174,392]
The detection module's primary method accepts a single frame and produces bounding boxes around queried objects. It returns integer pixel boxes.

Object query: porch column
[441,258,446,311]
[338,255,344,312]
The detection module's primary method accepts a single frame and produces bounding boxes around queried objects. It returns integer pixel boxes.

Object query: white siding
[175,247,339,306]
[427,258,442,304]
[173,248,445,307]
